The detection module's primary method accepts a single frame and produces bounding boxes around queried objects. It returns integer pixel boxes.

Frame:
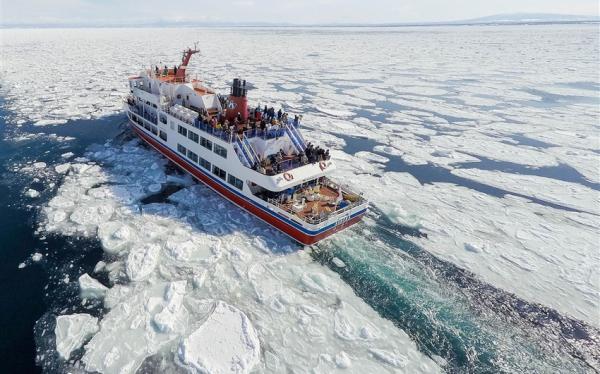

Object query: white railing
[266,190,366,226]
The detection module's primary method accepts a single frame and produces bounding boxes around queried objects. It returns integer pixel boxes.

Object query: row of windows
[177,123,227,159]
[159,130,167,141]
[176,143,243,190]
[178,143,211,172]
[143,120,158,136]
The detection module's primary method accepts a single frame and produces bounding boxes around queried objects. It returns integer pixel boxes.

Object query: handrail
[284,123,304,153]
[234,137,253,167]
[242,135,260,164]
[266,193,366,225]
[286,121,306,149]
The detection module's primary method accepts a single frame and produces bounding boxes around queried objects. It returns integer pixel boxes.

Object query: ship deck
[267,182,364,224]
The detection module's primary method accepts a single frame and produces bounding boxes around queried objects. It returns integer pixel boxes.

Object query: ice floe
[177,301,260,374]
[78,274,108,300]
[5,24,598,370]
[54,314,99,360]
[39,140,440,373]
[25,188,40,198]
[331,156,600,326]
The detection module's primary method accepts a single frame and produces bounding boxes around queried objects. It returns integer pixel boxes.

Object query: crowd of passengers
[194,104,301,137]
[192,103,331,174]
[253,142,331,175]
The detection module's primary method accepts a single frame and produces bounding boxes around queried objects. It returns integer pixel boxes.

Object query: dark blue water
[0,108,123,373]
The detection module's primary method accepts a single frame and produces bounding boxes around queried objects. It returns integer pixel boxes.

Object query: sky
[1,0,599,26]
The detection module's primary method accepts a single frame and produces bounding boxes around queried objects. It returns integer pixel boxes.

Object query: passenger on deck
[277,109,283,120]
[174,66,178,76]
[293,115,299,127]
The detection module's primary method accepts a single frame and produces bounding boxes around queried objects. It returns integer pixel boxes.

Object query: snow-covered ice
[54,314,99,360]
[177,301,260,374]
[25,188,40,198]
[78,274,108,300]
[39,140,440,373]
[3,23,598,371]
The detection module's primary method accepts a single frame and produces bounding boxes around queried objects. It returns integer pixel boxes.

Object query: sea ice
[177,301,260,374]
[25,188,40,198]
[40,140,440,374]
[78,273,108,300]
[125,243,161,281]
[15,24,598,371]
[54,314,99,360]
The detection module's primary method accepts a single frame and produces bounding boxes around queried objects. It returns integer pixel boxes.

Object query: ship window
[159,130,167,141]
[178,125,187,137]
[159,114,167,124]
[212,165,226,180]
[177,144,187,155]
[200,137,212,151]
[188,130,199,143]
[199,157,211,170]
[227,174,243,190]
[151,125,158,135]
[214,144,227,158]
[187,150,198,163]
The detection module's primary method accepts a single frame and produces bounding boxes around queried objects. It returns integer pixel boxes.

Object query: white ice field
[1,24,599,372]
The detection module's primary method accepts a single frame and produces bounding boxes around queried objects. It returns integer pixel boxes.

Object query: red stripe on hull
[130,124,365,245]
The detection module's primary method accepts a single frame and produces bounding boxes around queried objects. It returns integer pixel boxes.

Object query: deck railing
[266,179,366,225]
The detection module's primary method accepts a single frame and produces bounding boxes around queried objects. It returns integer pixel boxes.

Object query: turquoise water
[313,214,598,372]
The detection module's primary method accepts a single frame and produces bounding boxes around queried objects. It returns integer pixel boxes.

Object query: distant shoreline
[1,20,599,29]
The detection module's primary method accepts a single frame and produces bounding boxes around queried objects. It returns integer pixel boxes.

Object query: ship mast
[175,43,199,81]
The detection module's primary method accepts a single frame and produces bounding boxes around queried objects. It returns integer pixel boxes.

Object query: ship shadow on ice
[105,128,300,255]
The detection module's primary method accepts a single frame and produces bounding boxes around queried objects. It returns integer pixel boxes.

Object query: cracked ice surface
[330,154,600,326]
[42,140,439,373]
[54,314,99,360]
[3,23,599,352]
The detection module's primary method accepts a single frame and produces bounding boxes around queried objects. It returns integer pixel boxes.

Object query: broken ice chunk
[177,301,260,374]
[55,314,99,360]
[78,273,108,300]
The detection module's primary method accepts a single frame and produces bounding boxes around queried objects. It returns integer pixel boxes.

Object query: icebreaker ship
[124,46,368,244]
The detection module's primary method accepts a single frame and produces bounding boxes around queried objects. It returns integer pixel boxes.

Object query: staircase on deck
[285,123,306,153]
[234,134,259,167]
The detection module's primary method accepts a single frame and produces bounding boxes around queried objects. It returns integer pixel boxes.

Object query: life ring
[283,172,294,181]
[319,161,327,170]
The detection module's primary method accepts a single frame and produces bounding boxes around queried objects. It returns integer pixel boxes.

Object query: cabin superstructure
[124,47,368,244]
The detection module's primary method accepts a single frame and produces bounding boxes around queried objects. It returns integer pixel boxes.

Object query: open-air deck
[263,178,365,224]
